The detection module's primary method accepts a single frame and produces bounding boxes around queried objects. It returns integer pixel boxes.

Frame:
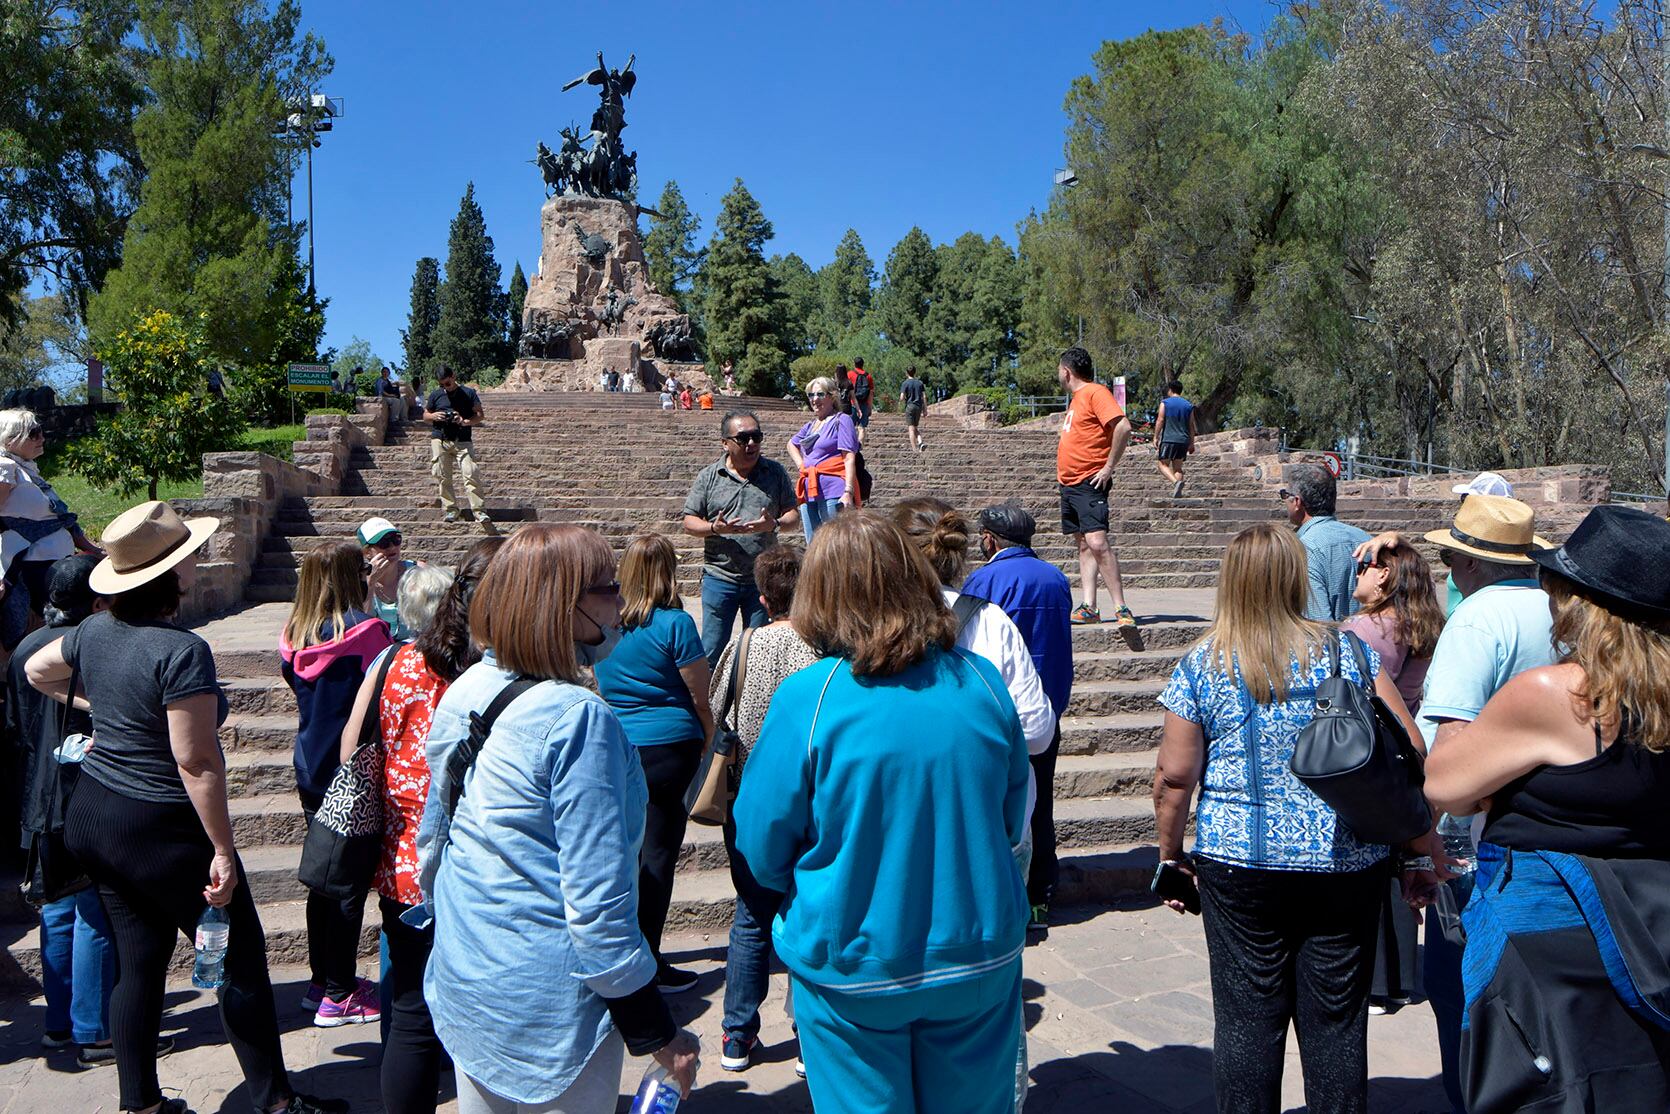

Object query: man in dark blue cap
[962,502,1074,931]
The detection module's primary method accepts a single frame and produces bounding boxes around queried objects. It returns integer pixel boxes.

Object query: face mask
[575,622,622,667]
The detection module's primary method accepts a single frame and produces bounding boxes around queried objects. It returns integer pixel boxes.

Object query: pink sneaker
[312,978,381,1028]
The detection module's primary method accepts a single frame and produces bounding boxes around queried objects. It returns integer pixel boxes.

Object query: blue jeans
[722,816,784,1040]
[700,575,769,667]
[801,498,842,545]
[40,887,115,1043]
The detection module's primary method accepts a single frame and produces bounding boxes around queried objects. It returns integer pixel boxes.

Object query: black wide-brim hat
[1530,504,1670,621]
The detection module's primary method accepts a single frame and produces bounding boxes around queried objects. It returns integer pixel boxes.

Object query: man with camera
[422,365,489,523]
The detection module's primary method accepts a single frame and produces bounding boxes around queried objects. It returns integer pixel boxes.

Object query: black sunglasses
[1355,558,1377,576]
[1278,488,1295,502]
[1438,550,1455,568]
[371,534,402,549]
[726,430,764,446]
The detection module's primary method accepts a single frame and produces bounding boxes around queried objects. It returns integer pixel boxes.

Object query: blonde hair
[284,540,368,649]
[1544,573,1670,752]
[891,497,971,587]
[618,534,681,630]
[0,408,41,453]
[791,510,957,677]
[1202,523,1331,701]
[469,524,613,684]
[806,376,838,398]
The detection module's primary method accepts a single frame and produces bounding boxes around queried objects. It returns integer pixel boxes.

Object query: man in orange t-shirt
[1055,346,1142,646]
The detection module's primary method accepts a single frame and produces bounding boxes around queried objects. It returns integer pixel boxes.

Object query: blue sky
[299,0,1269,362]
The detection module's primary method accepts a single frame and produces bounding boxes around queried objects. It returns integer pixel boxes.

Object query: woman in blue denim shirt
[1151,523,1431,1114]
[415,525,699,1113]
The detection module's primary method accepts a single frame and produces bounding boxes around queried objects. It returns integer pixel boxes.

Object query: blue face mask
[575,621,622,668]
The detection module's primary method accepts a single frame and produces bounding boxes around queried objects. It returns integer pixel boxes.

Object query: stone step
[1065,679,1166,718]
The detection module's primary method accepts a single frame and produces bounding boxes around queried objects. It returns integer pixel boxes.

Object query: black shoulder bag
[951,593,987,637]
[20,665,90,908]
[298,649,399,900]
[426,675,540,869]
[1290,631,1432,845]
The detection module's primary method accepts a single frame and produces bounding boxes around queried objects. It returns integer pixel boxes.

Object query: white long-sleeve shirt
[944,587,1056,824]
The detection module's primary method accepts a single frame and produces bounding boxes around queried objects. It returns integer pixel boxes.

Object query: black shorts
[1158,441,1188,461]
[904,404,923,427]
[1059,480,1110,536]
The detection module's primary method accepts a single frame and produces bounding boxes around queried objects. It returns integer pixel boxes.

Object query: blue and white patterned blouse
[1159,632,1391,872]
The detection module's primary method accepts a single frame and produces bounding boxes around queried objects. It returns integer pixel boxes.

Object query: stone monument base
[501,355,708,393]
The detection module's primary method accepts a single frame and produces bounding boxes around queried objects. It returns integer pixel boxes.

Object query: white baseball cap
[357,517,400,545]
[1452,471,1514,498]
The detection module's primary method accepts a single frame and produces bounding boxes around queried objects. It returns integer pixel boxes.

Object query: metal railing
[1006,393,1068,418]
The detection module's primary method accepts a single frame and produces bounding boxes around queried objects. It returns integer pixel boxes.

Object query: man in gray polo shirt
[683,410,801,665]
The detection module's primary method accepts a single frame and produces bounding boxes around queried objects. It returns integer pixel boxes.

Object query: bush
[789,354,843,397]
[304,393,356,414]
[471,366,506,388]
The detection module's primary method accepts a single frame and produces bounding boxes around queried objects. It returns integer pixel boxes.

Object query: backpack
[852,370,872,401]
[951,593,986,637]
[853,449,874,502]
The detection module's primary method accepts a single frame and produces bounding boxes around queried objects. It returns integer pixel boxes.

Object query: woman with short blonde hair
[420,524,700,1111]
[735,511,1030,1109]
[0,407,96,649]
[786,376,858,543]
[594,533,715,992]
[1152,521,1426,1112]
[1426,506,1670,1112]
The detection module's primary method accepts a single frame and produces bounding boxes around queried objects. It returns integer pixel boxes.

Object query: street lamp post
[277,92,343,295]
[1053,168,1085,345]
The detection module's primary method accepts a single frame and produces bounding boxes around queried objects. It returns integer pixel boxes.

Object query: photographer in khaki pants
[422,366,489,523]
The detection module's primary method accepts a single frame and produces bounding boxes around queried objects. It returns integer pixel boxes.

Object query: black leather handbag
[1290,631,1431,845]
[20,666,91,908]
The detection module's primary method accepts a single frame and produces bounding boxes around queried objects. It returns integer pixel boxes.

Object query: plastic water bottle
[192,905,230,989]
[628,1064,680,1114]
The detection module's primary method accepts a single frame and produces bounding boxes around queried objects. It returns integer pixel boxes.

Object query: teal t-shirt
[1418,579,1557,746]
[594,607,706,747]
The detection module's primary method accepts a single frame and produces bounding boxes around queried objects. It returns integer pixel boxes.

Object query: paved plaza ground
[0,897,1447,1113]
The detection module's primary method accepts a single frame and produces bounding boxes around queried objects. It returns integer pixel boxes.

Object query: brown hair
[618,534,681,630]
[470,524,614,683]
[790,511,956,677]
[283,539,368,649]
[890,497,971,587]
[414,536,505,682]
[1543,571,1670,752]
[1360,541,1446,660]
[1202,523,1331,701]
[753,546,802,619]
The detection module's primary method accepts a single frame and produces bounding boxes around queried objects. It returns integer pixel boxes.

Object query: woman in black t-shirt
[26,501,344,1114]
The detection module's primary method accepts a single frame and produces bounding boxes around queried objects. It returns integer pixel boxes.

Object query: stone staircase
[0,392,1521,988]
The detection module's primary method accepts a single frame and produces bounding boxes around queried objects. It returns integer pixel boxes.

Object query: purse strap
[444,676,538,818]
[714,627,754,737]
[359,646,400,749]
[1341,630,1374,692]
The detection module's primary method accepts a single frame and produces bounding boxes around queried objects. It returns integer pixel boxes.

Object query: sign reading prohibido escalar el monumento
[287,363,332,393]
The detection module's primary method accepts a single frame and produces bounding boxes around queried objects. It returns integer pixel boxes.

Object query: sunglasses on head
[727,430,764,446]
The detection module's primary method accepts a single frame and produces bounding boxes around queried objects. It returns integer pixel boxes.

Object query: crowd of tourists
[7,345,1670,1114]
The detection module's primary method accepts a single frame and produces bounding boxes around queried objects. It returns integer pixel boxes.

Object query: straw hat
[1423,494,1551,564]
[89,501,220,594]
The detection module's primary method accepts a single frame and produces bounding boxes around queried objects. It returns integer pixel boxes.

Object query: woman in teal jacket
[733,511,1030,1114]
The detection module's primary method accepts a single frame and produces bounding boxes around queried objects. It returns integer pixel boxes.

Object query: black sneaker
[78,1035,174,1065]
[282,1095,350,1114]
[720,1032,755,1072]
[41,1029,72,1050]
[656,963,699,995]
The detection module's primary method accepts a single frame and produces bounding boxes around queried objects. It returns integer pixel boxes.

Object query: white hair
[397,564,455,635]
[0,409,41,453]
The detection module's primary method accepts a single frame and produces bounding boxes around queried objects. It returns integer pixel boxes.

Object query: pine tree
[402,256,440,375]
[695,179,787,396]
[87,0,331,365]
[506,261,527,360]
[769,253,819,360]
[431,183,504,378]
[644,179,703,308]
[818,229,874,347]
[875,226,937,360]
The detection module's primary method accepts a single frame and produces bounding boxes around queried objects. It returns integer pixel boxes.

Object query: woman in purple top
[785,375,858,543]
[1342,538,1445,1014]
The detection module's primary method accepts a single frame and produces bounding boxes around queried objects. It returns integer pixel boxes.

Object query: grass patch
[39,424,309,537]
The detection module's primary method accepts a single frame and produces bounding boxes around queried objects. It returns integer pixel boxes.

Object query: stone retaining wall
[172,400,389,622]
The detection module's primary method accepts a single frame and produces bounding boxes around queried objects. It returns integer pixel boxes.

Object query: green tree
[817,229,874,347]
[66,309,245,499]
[402,256,440,375]
[769,253,819,359]
[0,1,143,326]
[695,179,787,396]
[329,336,385,389]
[922,233,1020,388]
[86,0,331,367]
[0,293,77,392]
[506,261,527,360]
[875,227,937,361]
[644,179,703,308]
[431,183,504,378]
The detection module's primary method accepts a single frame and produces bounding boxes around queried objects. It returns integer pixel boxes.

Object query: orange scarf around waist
[797,455,859,507]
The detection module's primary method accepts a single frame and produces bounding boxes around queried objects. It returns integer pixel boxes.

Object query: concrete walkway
[0,899,1445,1113]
